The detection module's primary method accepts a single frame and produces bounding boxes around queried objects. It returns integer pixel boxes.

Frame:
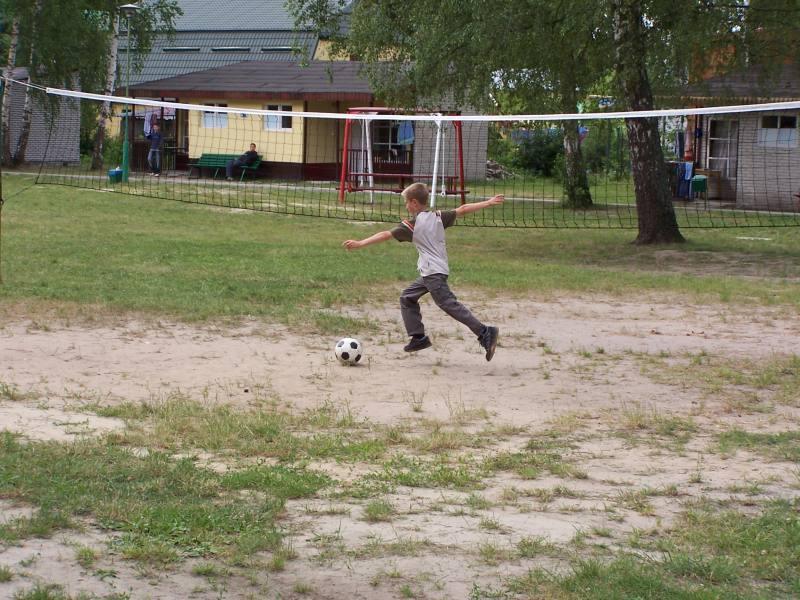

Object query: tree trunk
[612,0,684,244]
[1,18,20,166]
[557,79,592,209]
[92,13,120,170]
[13,79,34,166]
[562,123,592,209]
[13,0,44,166]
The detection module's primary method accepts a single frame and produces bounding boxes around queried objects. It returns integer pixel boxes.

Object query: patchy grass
[373,454,484,490]
[0,431,329,566]
[483,433,585,480]
[717,429,800,462]
[508,500,800,599]
[0,564,13,582]
[362,499,395,523]
[639,352,800,412]
[612,402,698,450]
[100,397,387,463]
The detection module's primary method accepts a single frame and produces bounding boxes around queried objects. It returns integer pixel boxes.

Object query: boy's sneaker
[404,335,432,352]
[479,326,499,361]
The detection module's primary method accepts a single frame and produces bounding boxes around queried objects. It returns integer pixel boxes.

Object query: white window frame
[757,114,798,148]
[264,104,293,131]
[706,118,738,178]
[202,103,228,129]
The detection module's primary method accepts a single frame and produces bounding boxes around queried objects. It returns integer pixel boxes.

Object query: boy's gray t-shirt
[391,209,457,276]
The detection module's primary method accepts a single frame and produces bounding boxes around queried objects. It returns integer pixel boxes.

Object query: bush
[514,128,564,177]
[102,136,123,169]
[487,125,565,177]
[580,121,630,178]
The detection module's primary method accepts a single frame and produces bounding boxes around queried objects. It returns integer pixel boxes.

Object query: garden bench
[188,153,262,181]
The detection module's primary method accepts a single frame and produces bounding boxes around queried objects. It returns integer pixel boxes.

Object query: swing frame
[337,107,468,206]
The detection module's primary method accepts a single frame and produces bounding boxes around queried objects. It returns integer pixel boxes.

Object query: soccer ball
[335,337,363,365]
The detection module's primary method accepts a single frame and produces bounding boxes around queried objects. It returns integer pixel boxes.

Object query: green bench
[188,153,262,181]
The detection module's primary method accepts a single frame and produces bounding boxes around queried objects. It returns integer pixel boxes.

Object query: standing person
[226,143,259,181]
[342,183,503,361]
[145,123,162,176]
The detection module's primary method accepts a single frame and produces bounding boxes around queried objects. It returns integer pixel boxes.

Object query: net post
[454,119,466,205]
[363,117,375,205]
[0,76,4,284]
[338,117,352,204]
[430,117,443,207]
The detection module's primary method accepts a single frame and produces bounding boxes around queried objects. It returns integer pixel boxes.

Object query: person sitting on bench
[226,143,259,180]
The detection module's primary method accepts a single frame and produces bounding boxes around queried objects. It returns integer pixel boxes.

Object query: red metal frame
[338,108,467,205]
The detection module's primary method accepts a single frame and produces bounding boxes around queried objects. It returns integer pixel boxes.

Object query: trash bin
[108,168,123,184]
[690,175,707,201]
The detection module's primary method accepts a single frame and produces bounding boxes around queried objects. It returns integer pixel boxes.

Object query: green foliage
[79,101,100,156]
[514,128,564,177]
[487,126,564,176]
[580,121,630,178]
[101,134,123,168]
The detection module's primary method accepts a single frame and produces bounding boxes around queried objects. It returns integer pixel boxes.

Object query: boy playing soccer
[342,183,503,361]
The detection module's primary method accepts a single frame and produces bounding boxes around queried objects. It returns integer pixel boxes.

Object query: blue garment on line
[676,162,691,198]
[397,121,415,145]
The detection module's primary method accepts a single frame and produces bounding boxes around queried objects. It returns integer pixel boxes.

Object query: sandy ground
[1,294,799,599]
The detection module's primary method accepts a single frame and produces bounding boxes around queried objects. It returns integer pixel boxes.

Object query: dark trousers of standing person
[400,273,484,338]
[148,149,161,175]
[226,158,246,179]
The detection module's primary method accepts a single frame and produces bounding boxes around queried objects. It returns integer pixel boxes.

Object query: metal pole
[0,77,4,284]
[338,118,351,204]
[121,13,131,182]
[430,119,442,208]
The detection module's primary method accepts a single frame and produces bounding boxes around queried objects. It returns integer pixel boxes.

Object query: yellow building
[127,61,374,179]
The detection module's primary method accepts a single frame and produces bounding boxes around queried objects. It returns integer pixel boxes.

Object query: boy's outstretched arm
[342,229,393,250]
[454,194,504,217]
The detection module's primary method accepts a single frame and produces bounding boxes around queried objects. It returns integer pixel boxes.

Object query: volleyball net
[19,81,800,228]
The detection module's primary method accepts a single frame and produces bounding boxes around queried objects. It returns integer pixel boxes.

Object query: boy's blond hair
[401,182,429,206]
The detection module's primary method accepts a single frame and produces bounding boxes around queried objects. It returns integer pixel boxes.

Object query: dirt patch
[1,295,798,598]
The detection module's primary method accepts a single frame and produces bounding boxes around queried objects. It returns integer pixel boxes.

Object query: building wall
[734,112,800,210]
[186,99,305,162]
[6,81,80,164]
[412,117,488,184]
[304,101,344,163]
[698,112,800,209]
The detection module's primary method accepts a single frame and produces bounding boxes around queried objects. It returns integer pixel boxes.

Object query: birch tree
[291,0,800,244]
[1,12,19,165]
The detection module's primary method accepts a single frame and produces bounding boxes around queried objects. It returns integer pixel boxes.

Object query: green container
[108,168,123,184]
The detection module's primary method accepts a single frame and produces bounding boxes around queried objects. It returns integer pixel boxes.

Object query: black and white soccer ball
[335,337,363,366]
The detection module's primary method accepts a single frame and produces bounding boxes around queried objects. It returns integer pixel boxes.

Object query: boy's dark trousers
[400,273,483,338]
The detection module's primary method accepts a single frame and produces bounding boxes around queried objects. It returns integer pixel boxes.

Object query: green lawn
[2,173,800,325]
[2,173,800,598]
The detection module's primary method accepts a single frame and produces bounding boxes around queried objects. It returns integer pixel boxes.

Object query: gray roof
[122,31,318,87]
[128,59,374,102]
[683,63,800,101]
[173,0,298,31]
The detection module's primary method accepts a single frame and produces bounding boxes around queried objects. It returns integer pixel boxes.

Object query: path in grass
[1,295,799,599]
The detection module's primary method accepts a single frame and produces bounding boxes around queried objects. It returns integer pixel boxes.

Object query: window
[264,105,292,130]
[261,46,293,53]
[758,114,798,148]
[202,103,228,129]
[706,118,738,178]
[372,120,413,164]
[162,47,200,53]
[210,47,251,53]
